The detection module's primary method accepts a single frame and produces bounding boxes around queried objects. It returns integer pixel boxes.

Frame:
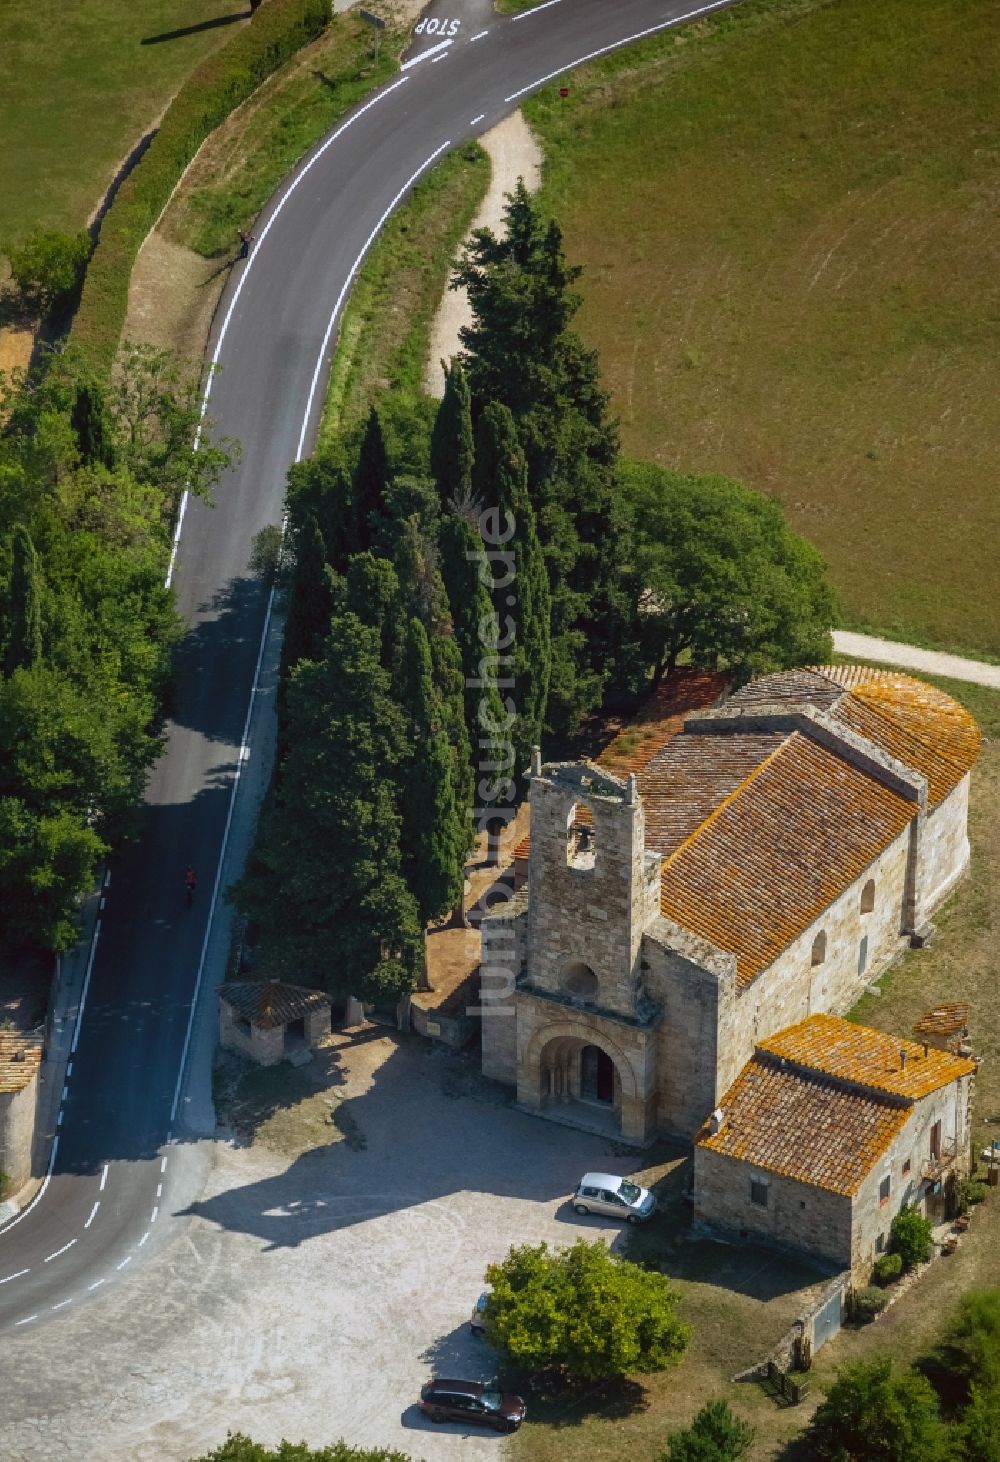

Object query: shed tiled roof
[760,1013,976,1100]
[639,732,784,858]
[913,1003,970,1038]
[0,1031,43,1095]
[599,669,729,778]
[659,734,914,985]
[219,981,330,1031]
[697,1054,910,1195]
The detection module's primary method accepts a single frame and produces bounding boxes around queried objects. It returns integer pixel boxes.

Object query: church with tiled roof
[480,665,979,1271]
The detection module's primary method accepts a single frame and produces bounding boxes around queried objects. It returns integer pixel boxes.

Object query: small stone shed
[0,1032,43,1193]
[219,981,331,1067]
[694,1013,976,1280]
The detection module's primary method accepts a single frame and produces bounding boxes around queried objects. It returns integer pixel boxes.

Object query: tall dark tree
[397,617,465,931]
[281,514,334,675]
[286,455,359,573]
[430,359,474,508]
[354,406,390,551]
[4,524,43,676]
[472,404,550,791]
[454,182,630,734]
[237,613,422,1001]
[70,382,115,469]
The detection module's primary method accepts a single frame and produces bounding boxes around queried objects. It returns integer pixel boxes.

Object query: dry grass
[525,0,1000,659]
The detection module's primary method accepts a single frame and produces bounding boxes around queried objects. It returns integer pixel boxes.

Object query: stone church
[480,666,980,1146]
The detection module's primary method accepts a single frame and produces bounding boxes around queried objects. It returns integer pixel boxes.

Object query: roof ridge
[844,683,972,775]
[659,733,794,877]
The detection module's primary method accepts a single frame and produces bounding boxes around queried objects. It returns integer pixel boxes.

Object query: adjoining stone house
[693,1013,977,1278]
[219,981,331,1066]
[0,1032,43,1193]
[480,666,980,1146]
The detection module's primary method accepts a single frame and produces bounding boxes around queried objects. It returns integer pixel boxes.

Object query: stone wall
[693,1145,852,1269]
[0,1074,39,1193]
[219,1001,284,1066]
[920,776,971,916]
[642,929,734,1140]
[479,900,527,1085]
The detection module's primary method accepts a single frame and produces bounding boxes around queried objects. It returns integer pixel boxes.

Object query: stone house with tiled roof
[694,1014,976,1276]
[480,667,980,1148]
[0,1031,43,1192]
[219,981,331,1067]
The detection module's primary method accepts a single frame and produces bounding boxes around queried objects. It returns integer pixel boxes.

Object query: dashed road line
[61,1084,68,1103]
[116,1256,132,1271]
[512,0,563,15]
[156,1184,163,1199]
[469,28,489,41]
[14,1314,37,1326]
[0,1269,29,1286]
[401,39,452,70]
[88,1278,105,1292]
[431,52,448,63]
[138,1231,150,1248]
[160,1155,168,1174]
[69,916,101,1057]
[100,1163,109,1192]
[471,113,485,124]
[151,1205,159,1224]
[44,1239,76,1264]
[51,1298,72,1312]
[84,1202,100,1230]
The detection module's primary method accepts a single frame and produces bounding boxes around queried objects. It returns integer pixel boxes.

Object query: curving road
[0,0,736,1336]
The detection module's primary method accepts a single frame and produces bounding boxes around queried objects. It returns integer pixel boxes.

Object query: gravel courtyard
[1,1029,647,1462]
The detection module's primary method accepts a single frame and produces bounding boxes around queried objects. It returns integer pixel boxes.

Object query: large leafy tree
[236,613,422,1002]
[485,1238,689,1386]
[806,1360,949,1462]
[622,461,836,685]
[3,524,44,674]
[454,182,630,735]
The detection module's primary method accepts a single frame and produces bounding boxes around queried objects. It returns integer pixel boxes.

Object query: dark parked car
[419,1378,526,1433]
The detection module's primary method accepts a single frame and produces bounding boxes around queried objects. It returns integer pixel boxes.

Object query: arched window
[811,931,827,967]
[560,961,599,1002]
[566,803,596,870]
[860,878,876,915]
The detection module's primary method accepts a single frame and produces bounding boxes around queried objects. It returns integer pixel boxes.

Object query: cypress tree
[281,514,334,675]
[70,383,115,469]
[354,406,390,551]
[345,552,401,671]
[397,617,465,929]
[472,404,551,789]
[4,525,43,676]
[430,359,474,508]
[286,455,360,572]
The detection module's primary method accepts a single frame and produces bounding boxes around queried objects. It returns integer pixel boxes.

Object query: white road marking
[0,1269,29,1285]
[88,1279,105,1292]
[56,1109,63,1128]
[69,917,101,1057]
[160,1156,168,1174]
[138,1231,150,1248]
[61,1084,68,1102]
[0,1135,59,1238]
[100,1163,109,1192]
[156,1184,163,1199]
[14,1314,37,1326]
[116,1256,132,1271]
[66,1062,72,1077]
[512,0,562,15]
[401,39,452,70]
[151,1206,159,1224]
[471,113,485,124]
[164,75,410,589]
[470,29,489,41]
[99,896,106,911]
[51,1298,72,1311]
[103,868,111,888]
[431,52,448,63]
[504,0,734,103]
[44,1239,76,1264]
[84,1202,100,1230]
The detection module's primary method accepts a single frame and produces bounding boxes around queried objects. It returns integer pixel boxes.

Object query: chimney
[899,1048,908,1072]
[709,1107,725,1135]
[531,745,542,778]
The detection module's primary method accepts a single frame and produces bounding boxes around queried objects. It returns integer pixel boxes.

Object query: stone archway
[520,1020,644,1139]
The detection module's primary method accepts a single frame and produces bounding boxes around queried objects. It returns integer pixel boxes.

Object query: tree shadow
[142,13,249,46]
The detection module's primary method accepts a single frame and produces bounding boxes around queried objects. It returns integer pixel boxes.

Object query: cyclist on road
[184,866,197,906]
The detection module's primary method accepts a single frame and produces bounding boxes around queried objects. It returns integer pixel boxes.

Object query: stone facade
[219,982,331,1067]
[0,1035,43,1194]
[480,667,980,1151]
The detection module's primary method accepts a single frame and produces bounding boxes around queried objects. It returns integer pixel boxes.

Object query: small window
[799,1200,807,1211]
[902,1158,911,1177]
[858,935,869,977]
[566,803,596,870]
[860,878,876,914]
[879,1175,891,1206]
[930,1121,942,1161]
[750,1178,769,1207]
[876,1232,886,1254]
[811,931,827,967]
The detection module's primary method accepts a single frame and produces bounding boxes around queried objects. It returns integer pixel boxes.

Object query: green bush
[961,1179,990,1211]
[662,1399,755,1460]
[853,1286,891,1322]
[873,1251,903,1286]
[71,0,329,374]
[805,1359,949,1461]
[6,229,90,310]
[890,1205,934,1270]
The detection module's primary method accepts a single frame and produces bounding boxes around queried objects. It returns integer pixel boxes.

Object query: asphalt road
[0,0,737,1336]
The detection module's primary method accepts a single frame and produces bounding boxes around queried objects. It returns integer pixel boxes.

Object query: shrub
[805,1359,949,1461]
[662,1399,755,1460]
[71,0,329,374]
[961,1179,990,1211]
[924,1289,1000,1411]
[873,1252,903,1286]
[485,1237,690,1386]
[853,1286,891,1322]
[6,229,90,310]
[889,1205,934,1270]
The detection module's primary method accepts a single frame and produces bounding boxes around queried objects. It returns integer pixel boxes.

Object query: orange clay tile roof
[0,1031,43,1095]
[639,732,785,857]
[659,734,914,985]
[599,669,730,777]
[759,1013,977,1100]
[913,1003,970,1038]
[697,1054,911,1195]
[219,981,330,1031]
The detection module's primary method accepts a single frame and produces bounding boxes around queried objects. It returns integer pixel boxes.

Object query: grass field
[0,0,242,241]
[524,0,1000,660]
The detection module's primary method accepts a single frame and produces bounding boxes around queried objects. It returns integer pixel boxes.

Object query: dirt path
[833,631,1000,690]
[425,109,542,396]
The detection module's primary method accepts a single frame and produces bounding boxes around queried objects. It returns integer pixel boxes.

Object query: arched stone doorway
[532,1031,626,1136]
